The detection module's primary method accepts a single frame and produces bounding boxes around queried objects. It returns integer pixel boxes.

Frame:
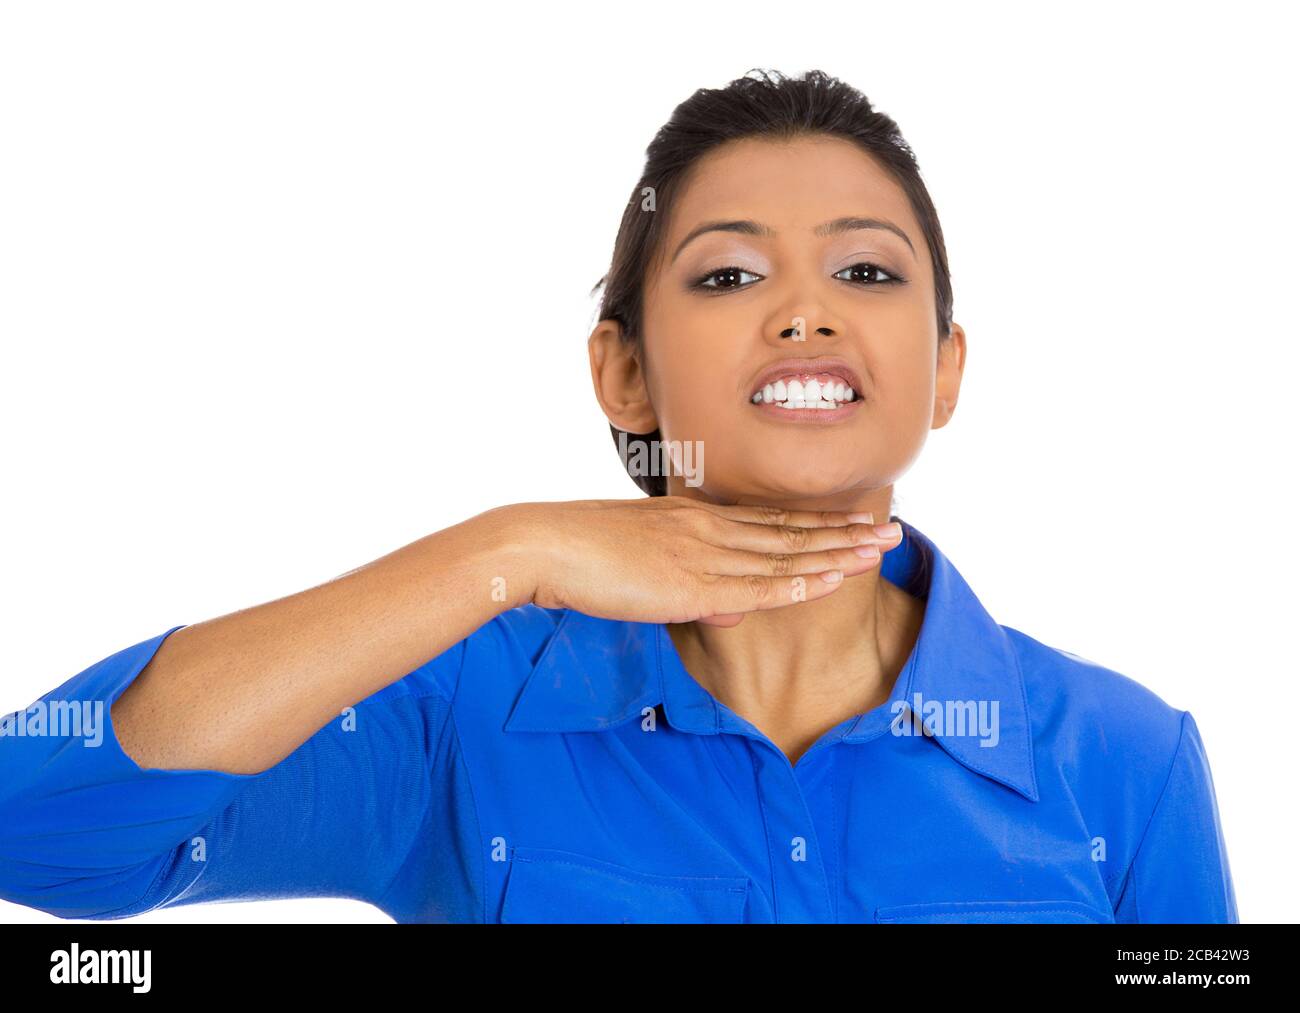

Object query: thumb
[696,612,746,628]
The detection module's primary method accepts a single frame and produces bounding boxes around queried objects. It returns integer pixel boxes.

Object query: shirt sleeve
[1113,710,1239,923]
[0,624,465,920]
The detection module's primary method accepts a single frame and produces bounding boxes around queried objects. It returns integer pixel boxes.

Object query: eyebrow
[670,215,917,264]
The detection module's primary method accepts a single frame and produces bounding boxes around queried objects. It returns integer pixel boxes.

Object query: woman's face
[595,133,965,508]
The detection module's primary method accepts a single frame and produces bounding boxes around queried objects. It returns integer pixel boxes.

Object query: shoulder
[1001,624,1188,788]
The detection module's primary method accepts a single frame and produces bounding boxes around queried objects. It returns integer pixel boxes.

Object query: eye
[691,265,765,292]
[833,261,905,286]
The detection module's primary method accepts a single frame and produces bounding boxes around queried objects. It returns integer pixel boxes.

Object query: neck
[669,564,918,713]
[661,494,925,761]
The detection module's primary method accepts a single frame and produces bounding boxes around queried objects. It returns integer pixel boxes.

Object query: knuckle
[780,525,811,552]
[756,504,789,526]
[679,574,710,617]
[742,573,771,602]
[688,506,719,533]
[691,570,720,594]
[766,552,794,576]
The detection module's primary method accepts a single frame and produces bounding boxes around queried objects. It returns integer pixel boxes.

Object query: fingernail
[847,512,874,524]
[854,545,880,559]
[820,570,843,583]
[873,522,902,539]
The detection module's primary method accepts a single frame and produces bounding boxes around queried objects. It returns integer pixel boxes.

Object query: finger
[697,612,747,628]
[702,541,889,578]
[703,517,903,555]
[696,569,847,616]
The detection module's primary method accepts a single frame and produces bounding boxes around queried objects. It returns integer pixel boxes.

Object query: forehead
[665,134,919,242]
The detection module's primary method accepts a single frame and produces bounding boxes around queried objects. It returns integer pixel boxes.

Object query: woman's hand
[511,498,904,627]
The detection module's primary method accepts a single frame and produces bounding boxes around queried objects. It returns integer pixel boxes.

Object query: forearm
[110,504,540,776]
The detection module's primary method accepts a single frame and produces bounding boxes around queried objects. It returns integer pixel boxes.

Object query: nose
[778,317,836,341]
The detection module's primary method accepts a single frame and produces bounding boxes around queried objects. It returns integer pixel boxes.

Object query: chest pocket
[500,847,750,924]
[874,899,1114,924]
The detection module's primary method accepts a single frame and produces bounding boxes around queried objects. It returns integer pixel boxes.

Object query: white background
[1,0,1295,923]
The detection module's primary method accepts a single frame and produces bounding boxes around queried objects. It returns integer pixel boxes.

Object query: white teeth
[749,375,861,407]
[777,398,840,410]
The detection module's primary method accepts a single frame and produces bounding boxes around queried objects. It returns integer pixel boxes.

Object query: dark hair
[591,68,954,497]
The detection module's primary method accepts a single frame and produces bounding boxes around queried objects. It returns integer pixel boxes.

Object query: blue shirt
[0,518,1238,923]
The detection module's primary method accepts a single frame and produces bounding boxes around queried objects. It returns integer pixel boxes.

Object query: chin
[710,476,868,505]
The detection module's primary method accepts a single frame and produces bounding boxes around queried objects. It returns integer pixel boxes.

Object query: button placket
[747,737,836,923]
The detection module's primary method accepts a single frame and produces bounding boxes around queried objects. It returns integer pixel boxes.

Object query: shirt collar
[503,517,1039,802]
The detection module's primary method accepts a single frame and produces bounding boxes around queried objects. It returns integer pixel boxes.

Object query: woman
[0,69,1237,923]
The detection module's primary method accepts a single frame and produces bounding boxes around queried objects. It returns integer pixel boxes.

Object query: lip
[746,356,865,401]
[751,397,864,423]
[745,356,866,428]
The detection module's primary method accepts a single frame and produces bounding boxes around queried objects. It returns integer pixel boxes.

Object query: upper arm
[114,688,459,918]
[1113,711,1239,923]
[0,625,466,920]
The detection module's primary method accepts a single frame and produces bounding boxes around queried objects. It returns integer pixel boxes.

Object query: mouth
[746,357,865,420]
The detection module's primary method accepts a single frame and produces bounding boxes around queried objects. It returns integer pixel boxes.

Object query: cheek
[646,317,748,436]
[654,372,737,444]
[872,345,939,440]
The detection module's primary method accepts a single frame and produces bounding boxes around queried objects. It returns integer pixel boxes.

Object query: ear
[931,321,967,429]
[589,319,659,434]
